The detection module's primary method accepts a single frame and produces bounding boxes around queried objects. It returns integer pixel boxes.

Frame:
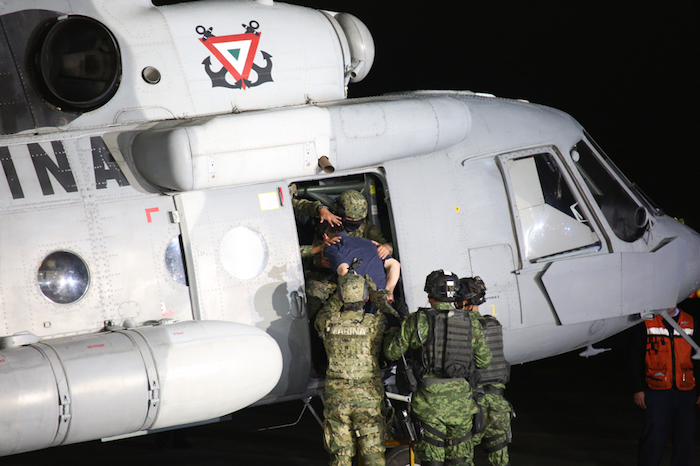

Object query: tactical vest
[413,307,474,381]
[644,311,695,391]
[475,314,510,386]
[324,310,383,381]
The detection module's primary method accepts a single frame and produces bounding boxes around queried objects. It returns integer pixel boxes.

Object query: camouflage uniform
[292,198,325,259]
[315,274,391,466]
[295,190,392,262]
[468,312,512,466]
[384,303,491,466]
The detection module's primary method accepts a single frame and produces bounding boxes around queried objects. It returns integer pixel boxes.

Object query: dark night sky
[296,1,699,228]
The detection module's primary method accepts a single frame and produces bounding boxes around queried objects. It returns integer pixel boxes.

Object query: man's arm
[293,198,322,217]
[358,221,393,259]
[294,199,340,224]
[372,241,393,260]
[295,199,342,258]
[629,322,648,396]
[384,312,420,361]
[383,258,400,298]
[471,317,492,369]
[336,262,349,276]
[290,184,339,225]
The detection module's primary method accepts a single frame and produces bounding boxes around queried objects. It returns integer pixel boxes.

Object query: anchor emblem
[196,21,273,90]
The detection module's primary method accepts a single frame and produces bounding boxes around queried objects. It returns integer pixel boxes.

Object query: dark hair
[315,219,345,240]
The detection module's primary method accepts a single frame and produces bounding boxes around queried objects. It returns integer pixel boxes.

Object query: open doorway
[290,171,406,373]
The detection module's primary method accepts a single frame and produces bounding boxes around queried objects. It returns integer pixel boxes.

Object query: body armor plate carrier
[413,308,475,382]
[325,310,382,381]
[476,314,510,386]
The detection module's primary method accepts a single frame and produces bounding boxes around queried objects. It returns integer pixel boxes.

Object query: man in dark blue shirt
[317,222,400,302]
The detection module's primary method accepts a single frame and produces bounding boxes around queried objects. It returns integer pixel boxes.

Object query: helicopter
[1,0,699,457]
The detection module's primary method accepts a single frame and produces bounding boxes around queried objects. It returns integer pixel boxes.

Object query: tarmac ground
[3,326,700,466]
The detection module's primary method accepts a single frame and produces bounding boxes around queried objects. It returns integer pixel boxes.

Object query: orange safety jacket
[644,310,695,391]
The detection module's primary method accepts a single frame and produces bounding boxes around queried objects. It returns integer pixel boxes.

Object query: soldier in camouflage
[336,190,392,259]
[290,186,342,260]
[294,187,394,375]
[301,189,392,319]
[384,270,491,466]
[456,277,512,466]
[315,273,393,466]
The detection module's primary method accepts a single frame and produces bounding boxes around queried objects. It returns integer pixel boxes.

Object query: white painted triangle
[212,39,252,76]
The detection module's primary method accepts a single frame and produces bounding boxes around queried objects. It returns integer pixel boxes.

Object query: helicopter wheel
[385,445,421,466]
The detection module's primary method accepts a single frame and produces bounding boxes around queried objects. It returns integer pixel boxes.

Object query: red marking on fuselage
[145,207,160,223]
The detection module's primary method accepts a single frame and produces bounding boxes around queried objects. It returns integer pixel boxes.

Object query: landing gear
[385,445,420,466]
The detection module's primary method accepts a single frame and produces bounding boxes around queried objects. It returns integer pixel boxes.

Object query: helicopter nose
[676,224,700,302]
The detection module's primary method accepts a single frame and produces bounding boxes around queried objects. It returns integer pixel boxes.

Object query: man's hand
[322,234,342,246]
[318,207,342,226]
[310,234,341,256]
[372,241,392,259]
[633,391,646,409]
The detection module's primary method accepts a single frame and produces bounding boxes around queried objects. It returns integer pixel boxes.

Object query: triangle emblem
[200,32,261,89]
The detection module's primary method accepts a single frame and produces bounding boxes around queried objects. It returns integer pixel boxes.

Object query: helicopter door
[174,182,310,398]
[498,148,607,326]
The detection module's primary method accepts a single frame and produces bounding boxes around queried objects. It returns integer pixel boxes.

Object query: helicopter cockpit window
[37,251,90,304]
[504,152,601,263]
[570,140,647,242]
[34,16,121,112]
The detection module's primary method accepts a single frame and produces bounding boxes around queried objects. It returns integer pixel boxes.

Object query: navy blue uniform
[324,232,391,290]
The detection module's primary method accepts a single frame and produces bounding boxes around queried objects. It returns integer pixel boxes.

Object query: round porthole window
[36,15,121,111]
[37,251,90,304]
[220,226,269,280]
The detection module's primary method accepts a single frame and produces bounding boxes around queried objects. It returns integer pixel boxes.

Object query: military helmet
[424,269,460,302]
[456,276,487,306]
[338,190,368,219]
[337,273,369,305]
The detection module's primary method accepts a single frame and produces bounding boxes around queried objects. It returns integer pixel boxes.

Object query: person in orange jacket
[629,307,700,466]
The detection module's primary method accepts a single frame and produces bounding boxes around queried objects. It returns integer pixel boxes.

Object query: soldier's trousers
[323,378,385,466]
[411,380,477,466]
[470,393,512,466]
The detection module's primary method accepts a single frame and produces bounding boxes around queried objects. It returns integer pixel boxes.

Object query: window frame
[497,146,608,267]
[568,135,652,244]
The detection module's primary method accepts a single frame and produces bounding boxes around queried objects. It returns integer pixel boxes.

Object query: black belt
[421,422,471,448]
